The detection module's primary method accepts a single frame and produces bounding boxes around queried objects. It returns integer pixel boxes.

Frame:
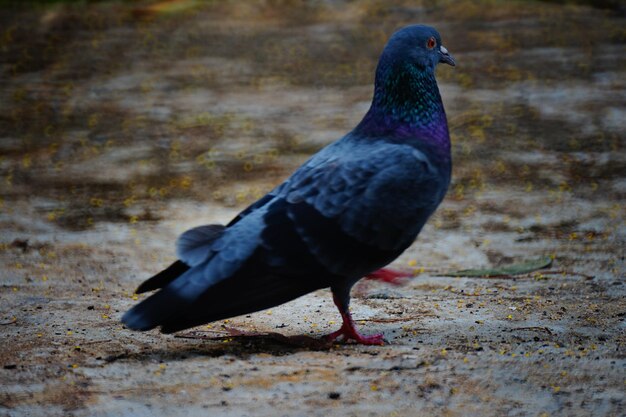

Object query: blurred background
[0,1,624,416]
[1,0,623,232]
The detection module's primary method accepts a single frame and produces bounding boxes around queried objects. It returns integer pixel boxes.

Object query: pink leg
[365,267,415,285]
[324,294,385,345]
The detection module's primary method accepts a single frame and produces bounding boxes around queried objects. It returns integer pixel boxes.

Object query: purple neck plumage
[354,59,451,159]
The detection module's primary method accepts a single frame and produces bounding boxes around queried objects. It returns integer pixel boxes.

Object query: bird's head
[361,24,456,138]
[381,24,455,71]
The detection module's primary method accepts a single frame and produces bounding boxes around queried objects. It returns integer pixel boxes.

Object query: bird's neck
[355,62,450,157]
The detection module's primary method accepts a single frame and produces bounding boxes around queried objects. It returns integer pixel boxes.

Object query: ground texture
[0,1,624,416]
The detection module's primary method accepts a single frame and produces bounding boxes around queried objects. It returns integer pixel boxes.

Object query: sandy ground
[0,1,624,416]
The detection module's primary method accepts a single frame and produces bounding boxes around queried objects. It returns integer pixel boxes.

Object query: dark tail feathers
[135,260,190,294]
[122,271,327,334]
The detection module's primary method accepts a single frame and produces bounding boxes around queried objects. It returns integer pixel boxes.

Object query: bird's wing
[172,206,270,298]
[276,141,448,276]
[175,224,226,266]
[226,192,275,227]
[172,188,277,268]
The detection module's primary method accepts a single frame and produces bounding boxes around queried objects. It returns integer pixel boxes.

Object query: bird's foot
[365,268,415,286]
[324,312,385,345]
[326,292,386,345]
[325,326,385,345]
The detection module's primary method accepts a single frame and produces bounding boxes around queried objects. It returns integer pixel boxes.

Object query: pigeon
[122,24,455,345]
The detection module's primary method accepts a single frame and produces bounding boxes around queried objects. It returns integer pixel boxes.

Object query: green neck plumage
[356,61,448,145]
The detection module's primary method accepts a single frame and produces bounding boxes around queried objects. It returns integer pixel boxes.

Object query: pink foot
[325,326,385,345]
[324,294,385,345]
[365,267,415,286]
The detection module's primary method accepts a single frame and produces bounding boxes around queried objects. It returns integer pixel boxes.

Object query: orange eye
[427,37,436,49]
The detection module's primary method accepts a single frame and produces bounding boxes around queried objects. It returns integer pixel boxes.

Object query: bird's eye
[427,37,436,49]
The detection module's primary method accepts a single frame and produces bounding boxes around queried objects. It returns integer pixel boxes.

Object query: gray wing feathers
[283,143,441,251]
[176,224,225,266]
[170,207,268,300]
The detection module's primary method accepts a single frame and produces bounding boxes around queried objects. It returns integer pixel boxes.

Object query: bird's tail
[135,260,190,294]
[122,269,328,334]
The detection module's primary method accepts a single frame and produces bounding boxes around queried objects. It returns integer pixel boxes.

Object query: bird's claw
[353,332,385,345]
[324,327,385,346]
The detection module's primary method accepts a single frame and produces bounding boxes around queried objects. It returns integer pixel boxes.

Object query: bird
[122,24,455,345]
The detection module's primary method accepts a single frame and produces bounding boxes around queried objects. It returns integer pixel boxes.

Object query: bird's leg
[325,289,385,345]
[365,268,415,285]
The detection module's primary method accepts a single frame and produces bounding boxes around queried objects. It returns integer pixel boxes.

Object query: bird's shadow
[105,331,338,364]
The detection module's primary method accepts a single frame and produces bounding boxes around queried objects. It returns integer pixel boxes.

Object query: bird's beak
[439,45,456,67]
